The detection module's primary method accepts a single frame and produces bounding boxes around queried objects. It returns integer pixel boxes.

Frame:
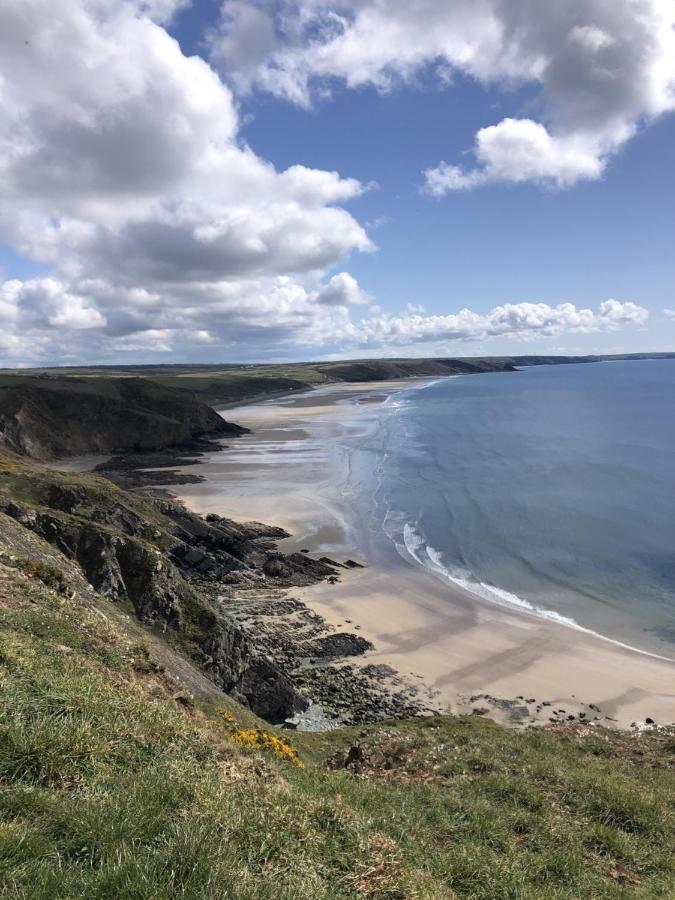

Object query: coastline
[171,377,675,729]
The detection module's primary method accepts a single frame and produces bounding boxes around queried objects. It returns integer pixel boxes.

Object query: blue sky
[0,0,674,365]
[243,81,675,333]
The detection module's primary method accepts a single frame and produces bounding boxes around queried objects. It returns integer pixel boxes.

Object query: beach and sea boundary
[170,374,675,729]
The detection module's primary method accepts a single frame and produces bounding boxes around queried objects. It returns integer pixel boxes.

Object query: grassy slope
[1,553,673,898]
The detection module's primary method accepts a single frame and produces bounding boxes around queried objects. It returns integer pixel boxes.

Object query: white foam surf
[400,522,674,662]
[382,377,452,411]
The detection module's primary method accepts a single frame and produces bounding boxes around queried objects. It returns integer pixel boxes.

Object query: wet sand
[296,567,675,727]
[172,379,675,729]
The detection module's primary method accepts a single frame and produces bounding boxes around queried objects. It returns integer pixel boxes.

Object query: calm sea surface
[343,360,675,656]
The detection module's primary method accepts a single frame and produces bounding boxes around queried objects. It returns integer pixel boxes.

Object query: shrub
[232,728,304,768]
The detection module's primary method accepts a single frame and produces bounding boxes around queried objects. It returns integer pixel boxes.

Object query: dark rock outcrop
[307,633,374,659]
[0,466,321,722]
[234,656,309,723]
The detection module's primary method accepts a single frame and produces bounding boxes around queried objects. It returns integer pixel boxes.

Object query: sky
[1,0,674,367]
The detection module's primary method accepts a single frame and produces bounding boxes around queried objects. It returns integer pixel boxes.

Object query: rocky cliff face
[0,376,246,460]
[0,456,335,722]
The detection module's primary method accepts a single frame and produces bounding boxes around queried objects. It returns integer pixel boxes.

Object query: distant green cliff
[8,351,672,406]
[0,375,245,459]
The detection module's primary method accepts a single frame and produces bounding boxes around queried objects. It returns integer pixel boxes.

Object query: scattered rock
[263,557,292,579]
[319,556,342,568]
[171,691,193,709]
[306,633,374,659]
[468,693,524,711]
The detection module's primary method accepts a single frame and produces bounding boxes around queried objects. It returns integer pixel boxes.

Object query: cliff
[0,375,245,460]
[0,452,337,722]
[312,356,516,382]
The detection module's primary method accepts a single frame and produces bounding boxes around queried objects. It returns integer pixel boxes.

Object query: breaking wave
[399,521,673,662]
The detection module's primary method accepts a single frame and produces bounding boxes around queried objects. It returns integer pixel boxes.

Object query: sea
[339,359,675,658]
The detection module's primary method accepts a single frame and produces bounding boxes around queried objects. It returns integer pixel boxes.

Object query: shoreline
[399,524,675,665]
[211,371,456,412]
[170,377,675,729]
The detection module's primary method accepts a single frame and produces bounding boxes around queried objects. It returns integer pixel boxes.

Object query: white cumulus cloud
[315,272,372,306]
[597,298,649,326]
[0,270,649,362]
[344,299,648,348]
[0,0,372,363]
[425,119,606,193]
[211,0,675,191]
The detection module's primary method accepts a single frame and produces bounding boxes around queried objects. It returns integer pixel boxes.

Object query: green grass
[0,563,674,898]
[301,721,675,897]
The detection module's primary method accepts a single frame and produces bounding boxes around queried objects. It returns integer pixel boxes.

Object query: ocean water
[344,360,675,657]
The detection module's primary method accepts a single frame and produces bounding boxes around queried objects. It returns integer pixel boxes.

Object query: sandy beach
[172,379,675,729]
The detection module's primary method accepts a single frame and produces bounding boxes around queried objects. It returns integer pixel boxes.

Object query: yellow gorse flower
[232,728,304,768]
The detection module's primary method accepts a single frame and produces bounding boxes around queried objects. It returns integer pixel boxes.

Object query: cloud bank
[338,299,648,349]
[0,272,648,363]
[211,0,675,192]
